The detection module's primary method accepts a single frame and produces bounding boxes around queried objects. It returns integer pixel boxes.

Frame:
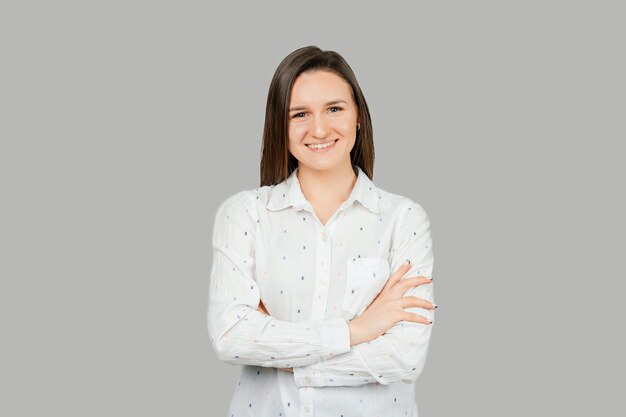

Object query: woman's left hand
[256,301,293,373]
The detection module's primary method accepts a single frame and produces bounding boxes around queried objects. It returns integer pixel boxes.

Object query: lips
[306,138,339,153]
[305,139,338,147]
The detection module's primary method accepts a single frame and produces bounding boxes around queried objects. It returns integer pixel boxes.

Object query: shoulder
[375,187,433,249]
[214,185,274,221]
[376,185,431,225]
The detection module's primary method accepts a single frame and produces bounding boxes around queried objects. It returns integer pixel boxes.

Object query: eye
[329,106,343,113]
[291,112,306,119]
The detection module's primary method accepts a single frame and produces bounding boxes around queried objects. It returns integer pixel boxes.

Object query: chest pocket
[343,257,390,318]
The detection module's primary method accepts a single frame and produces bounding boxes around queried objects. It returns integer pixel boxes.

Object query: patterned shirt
[207,165,436,417]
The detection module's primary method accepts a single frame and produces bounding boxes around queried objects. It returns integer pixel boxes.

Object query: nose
[310,114,330,138]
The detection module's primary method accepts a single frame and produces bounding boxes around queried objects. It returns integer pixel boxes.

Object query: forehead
[290,70,352,104]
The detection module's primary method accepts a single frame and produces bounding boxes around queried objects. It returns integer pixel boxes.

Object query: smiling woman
[286,70,358,167]
[207,45,436,417]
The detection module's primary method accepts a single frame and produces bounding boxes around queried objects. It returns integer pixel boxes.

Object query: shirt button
[321,231,328,241]
[304,405,310,412]
[305,376,312,384]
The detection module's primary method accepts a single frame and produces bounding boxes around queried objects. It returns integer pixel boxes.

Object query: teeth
[307,140,336,149]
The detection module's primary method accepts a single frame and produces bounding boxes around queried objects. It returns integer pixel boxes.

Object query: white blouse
[207,165,436,417]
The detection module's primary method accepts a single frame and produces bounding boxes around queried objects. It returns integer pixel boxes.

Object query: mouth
[305,138,339,152]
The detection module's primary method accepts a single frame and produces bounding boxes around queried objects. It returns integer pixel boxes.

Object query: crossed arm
[208,194,435,386]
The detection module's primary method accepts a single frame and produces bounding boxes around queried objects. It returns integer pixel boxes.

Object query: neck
[297,162,358,204]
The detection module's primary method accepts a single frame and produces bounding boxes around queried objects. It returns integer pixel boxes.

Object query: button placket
[299,384,315,416]
[310,224,332,320]
[297,217,342,417]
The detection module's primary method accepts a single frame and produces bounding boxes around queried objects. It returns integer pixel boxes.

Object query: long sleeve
[207,192,351,368]
[293,200,435,387]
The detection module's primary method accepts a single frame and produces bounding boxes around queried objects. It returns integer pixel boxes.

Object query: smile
[306,139,338,152]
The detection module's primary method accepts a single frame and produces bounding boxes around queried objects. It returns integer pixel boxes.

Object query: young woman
[208,45,437,417]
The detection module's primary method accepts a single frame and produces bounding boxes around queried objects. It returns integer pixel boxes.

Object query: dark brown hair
[259,45,375,186]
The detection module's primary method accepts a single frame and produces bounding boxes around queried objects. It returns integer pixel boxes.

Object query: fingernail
[429,320,433,324]
[433,304,438,309]
[405,259,411,265]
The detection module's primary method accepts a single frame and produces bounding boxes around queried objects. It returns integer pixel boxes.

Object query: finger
[398,276,433,293]
[385,260,412,290]
[400,295,437,310]
[401,312,432,325]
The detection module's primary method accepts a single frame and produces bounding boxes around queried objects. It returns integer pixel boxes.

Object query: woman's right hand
[347,260,435,346]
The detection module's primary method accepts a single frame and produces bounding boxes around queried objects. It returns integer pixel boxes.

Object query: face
[287,70,360,173]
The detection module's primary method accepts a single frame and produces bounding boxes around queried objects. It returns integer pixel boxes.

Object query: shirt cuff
[293,318,351,388]
[321,318,351,359]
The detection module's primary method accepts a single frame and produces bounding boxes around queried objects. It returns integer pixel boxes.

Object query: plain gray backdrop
[1,1,624,416]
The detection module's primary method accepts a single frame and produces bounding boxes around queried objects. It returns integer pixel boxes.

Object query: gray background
[1,1,624,416]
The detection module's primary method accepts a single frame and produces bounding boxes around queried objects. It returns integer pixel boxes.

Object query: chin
[299,157,352,173]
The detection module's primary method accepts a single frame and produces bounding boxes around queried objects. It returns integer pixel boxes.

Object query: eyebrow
[289,99,348,112]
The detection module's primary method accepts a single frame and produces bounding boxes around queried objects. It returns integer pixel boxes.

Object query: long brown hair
[259,45,375,186]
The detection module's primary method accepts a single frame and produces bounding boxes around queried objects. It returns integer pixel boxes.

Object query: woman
[208,45,437,417]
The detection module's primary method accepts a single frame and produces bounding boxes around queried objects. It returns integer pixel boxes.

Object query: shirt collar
[266,165,380,214]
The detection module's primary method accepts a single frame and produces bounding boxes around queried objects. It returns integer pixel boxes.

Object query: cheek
[288,126,304,151]
[336,116,357,132]
[288,124,308,144]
